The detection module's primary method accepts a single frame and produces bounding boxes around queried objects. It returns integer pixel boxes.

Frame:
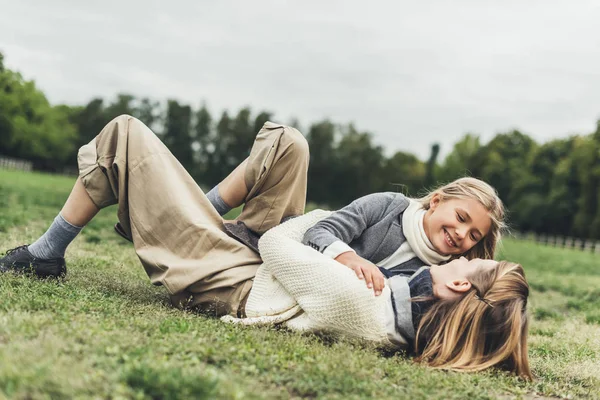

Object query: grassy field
[0,169,599,400]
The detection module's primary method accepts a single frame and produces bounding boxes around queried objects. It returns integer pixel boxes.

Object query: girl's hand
[334,252,385,296]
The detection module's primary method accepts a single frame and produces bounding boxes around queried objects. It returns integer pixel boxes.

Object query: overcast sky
[1,0,599,158]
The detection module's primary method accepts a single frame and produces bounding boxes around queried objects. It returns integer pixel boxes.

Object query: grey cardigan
[302,192,426,277]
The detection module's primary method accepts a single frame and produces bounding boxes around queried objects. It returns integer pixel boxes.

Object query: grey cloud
[1,0,599,159]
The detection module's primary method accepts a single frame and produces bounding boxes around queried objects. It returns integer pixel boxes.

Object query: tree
[209,111,233,184]
[163,100,193,172]
[546,153,580,235]
[424,143,440,188]
[71,98,106,143]
[0,62,77,170]
[253,111,272,135]
[333,124,385,206]
[505,137,572,232]
[193,102,213,180]
[104,93,135,119]
[439,133,483,183]
[590,120,600,238]
[479,130,537,205]
[135,97,161,131]
[529,138,572,194]
[5,47,600,238]
[382,151,426,196]
[571,135,600,238]
[306,120,337,205]
[229,107,255,168]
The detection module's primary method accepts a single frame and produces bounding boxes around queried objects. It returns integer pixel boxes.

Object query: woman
[415,259,530,377]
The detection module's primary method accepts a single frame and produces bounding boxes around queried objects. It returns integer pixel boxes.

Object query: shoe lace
[5,245,29,256]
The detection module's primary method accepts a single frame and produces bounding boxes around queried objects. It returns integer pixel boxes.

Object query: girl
[302,178,505,296]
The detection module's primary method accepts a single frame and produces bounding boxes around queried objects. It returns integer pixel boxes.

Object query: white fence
[0,155,33,172]
[511,231,600,253]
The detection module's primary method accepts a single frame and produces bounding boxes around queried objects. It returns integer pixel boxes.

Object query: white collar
[402,200,450,265]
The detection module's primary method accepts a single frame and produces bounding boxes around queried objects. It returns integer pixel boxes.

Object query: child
[302,177,505,296]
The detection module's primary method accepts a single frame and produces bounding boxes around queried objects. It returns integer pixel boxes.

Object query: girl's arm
[301,192,398,257]
[302,192,400,294]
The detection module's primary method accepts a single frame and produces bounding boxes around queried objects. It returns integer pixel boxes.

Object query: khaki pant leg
[77,115,261,313]
[176,277,254,317]
[181,121,310,316]
[237,121,310,234]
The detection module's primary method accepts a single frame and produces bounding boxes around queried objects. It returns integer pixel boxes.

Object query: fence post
[0,156,33,172]
[512,234,600,253]
[564,237,574,248]
[584,240,594,252]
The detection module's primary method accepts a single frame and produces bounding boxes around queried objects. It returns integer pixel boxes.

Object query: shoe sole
[1,260,67,279]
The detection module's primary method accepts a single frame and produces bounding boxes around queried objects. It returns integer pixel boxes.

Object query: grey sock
[206,185,232,216]
[28,213,83,259]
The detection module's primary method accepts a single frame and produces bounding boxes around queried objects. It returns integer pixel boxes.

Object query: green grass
[1,169,599,399]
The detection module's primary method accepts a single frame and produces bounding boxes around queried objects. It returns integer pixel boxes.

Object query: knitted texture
[222,210,396,347]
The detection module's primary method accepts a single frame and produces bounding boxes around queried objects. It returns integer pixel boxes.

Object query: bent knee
[111,114,149,128]
[110,114,150,134]
[111,114,134,124]
[284,126,310,162]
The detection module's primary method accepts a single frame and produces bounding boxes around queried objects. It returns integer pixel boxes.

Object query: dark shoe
[0,245,67,278]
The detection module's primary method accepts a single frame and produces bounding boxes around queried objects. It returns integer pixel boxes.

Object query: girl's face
[423,194,492,256]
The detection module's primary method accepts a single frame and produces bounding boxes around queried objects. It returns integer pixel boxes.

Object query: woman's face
[430,257,499,299]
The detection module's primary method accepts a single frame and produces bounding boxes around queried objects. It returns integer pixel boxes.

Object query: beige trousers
[77,115,309,316]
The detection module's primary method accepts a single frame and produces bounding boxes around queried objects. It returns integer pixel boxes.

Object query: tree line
[1,51,600,238]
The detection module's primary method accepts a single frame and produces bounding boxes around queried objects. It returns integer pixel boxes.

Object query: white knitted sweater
[222,210,405,347]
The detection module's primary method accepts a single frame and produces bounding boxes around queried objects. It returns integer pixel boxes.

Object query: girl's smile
[424,195,492,255]
[444,229,457,248]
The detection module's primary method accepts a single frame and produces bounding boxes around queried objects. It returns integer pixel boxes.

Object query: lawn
[0,169,598,399]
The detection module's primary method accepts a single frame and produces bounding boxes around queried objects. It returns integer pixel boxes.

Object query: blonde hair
[414,261,532,379]
[417,177,505,260]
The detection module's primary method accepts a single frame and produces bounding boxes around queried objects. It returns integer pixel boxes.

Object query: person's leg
[25,178,99,258]
[0,177,101,277]
[208,158,249,214]
[182,122,310,315]
[75,115,262,297]
[3,115,262,311]
[205,121,309,228]
[237,121,310,234]
[61,178,100,227]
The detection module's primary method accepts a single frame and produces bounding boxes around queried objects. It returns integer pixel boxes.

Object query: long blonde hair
[418,177,505,260]
[414,261,532,379]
